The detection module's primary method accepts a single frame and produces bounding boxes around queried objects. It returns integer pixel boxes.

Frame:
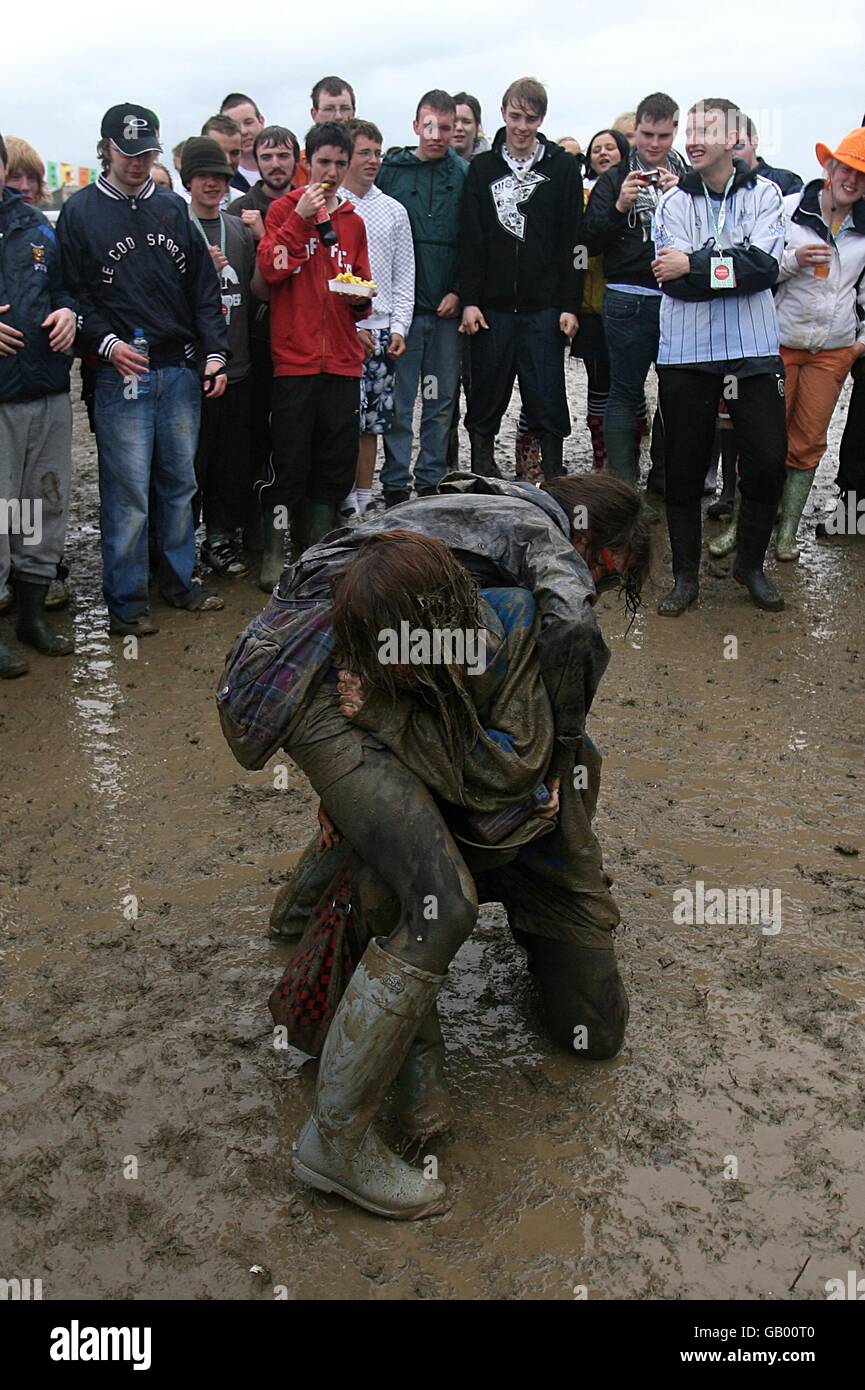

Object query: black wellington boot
[539,432,565,481]
[0,635,28,678]
[657,502,701,616]
[732,497,785,611]
[15,578,74,655]
[469,432,502,478]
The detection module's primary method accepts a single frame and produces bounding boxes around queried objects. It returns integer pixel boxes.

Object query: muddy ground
[1,363,864,1302]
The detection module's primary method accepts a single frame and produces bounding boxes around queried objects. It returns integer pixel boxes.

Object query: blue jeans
[602,289,661,435]
[94,365,201,622]
[382,314,461,491]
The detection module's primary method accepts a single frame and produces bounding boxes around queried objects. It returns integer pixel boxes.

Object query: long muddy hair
[330,531,484,768]
[541,474,652,622]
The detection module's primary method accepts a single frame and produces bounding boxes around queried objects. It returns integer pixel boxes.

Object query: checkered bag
[268,858,360,1056]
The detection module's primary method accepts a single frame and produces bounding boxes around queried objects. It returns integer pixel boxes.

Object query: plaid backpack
[216,596,334,770]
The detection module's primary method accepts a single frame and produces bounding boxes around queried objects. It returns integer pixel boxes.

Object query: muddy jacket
[278,474,609,775]
[0,188,77,404]
[776,180,865,351]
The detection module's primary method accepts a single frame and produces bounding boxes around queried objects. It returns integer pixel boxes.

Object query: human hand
[296,183,328,220]
[0,305,26,357]
[209,245,229,272]
[357,329,375,356]
[536,778,561,819]
[436,292,460,318]
[337,669,365,718]
[657,169,679,194]
[317,801,340,851]
[559,312,578,339]
[795,242,831,270]
[109,341,150,380]
[240,209,266,241]
[203,361,228,398]
[387,331,406,358]
[460,305,488,334]
[614,171,644,213]
[651,247,691,282]
[42,307,77,352]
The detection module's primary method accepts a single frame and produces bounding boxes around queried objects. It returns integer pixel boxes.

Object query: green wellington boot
[15,578,73,655]
[469,432,502,478]
[708,492,741,558]
[292,938,450,1219]
[258,506,287,593]
[539,433,565,481]
[304,501,338,549]
[0,635,29,678]
[775,469,816,562]
[395,1002,453,1142]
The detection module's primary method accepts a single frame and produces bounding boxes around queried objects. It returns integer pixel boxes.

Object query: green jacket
[376,146,468,314]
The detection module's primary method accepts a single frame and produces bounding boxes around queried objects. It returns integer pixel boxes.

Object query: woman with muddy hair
[224,472,649,1218]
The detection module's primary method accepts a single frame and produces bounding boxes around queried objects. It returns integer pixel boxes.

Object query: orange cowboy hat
[815,128,865,176]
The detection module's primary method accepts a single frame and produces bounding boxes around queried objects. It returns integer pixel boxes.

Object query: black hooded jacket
[458,130,584,314]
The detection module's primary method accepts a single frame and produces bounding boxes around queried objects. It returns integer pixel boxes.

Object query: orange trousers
[781,344,858,471]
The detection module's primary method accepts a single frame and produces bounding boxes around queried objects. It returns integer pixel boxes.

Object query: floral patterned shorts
[359,329,396,435]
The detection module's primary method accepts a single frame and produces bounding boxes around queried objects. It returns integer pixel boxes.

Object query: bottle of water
[131,328,150,397]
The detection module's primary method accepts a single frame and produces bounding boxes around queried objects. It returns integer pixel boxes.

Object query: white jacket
[338,183,415,340]
[776,180,865,351]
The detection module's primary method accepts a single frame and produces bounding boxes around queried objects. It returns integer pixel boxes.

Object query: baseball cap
[101,103,162,157]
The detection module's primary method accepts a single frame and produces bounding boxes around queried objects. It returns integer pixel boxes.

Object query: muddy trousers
[284,716,627,1058]
[0,393,72,589]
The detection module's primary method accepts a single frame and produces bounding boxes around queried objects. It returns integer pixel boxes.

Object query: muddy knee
[518,935,629,1059]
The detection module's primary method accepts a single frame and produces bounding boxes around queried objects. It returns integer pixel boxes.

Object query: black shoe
[15,578,74,655]
[657,502,702,616]
[732,497,785,611]
[706,497,734,519]
[415,485,438,498]
[469,433,502,478]
[383,488,411,510]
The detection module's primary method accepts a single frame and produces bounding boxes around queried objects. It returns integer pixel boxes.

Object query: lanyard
[701,171,736,248]
[189,209,226,256]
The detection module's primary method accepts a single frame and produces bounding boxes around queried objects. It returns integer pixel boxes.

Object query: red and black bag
[268,858,361,1056]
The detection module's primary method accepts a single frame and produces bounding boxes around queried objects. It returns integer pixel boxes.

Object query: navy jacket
[0,188,77,404]
[57,176,227,368]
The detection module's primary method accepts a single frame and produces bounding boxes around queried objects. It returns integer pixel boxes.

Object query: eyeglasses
[319,105,354,117]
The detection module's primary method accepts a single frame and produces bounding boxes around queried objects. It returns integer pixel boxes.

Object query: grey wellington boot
[775,469,816,561]
[708,491,741,558]
[395,1002,453,1142]
[292,937,450,1219]
[258,506,287,592]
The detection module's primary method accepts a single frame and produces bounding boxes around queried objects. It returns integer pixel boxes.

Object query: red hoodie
[257,188,372,377]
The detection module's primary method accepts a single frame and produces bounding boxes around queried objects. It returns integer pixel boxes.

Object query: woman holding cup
[772,129,865,560]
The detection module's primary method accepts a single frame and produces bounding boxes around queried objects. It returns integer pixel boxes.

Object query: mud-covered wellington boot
[258,506,287,592]
[775,469,816,562]
[733,497,785,611]
[708,491,741,557]
[292,938,450,1219]
[657,502,701,616]
[395,1003,453,1142]
[0,635,28,678]
[539,432,565,481]
[586,413,607,471]
[14,579,73,655]
[470,432,502,479]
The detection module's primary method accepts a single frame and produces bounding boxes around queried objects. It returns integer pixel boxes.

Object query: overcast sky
[5,0,863,181]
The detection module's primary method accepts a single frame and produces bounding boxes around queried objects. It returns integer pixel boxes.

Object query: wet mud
[1,365,863,1300]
